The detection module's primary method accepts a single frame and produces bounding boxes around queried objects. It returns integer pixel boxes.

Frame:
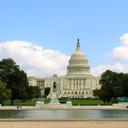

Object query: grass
[3,99,36,106]
[47,98,105,105]
[3,98,105,106]
[71,99,104,105]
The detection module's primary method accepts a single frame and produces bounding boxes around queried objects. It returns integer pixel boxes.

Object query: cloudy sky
[0,0,128,77]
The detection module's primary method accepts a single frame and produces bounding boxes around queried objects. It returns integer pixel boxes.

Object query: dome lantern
[76,38,80,51]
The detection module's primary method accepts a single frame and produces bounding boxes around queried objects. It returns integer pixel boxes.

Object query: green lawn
[3,98,105,106]
[45,98,104,105]
[3,99,36,106]
[71,99,104,105]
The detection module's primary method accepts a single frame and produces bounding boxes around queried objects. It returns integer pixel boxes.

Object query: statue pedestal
[35,101,44,108]
[49,99,60,104]
[49,91,60,105]
[66,101,72,107]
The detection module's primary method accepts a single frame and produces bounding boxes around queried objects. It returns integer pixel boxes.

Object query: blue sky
[0,0,128,76]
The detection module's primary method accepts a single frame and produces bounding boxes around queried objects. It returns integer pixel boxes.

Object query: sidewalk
[0,105,127,110]
[0,120,128,128]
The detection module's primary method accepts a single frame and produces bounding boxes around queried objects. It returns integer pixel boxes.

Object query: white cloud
[91,63,128,76]
[120,33,128,46]
[1,33,128,77]
[0,40,69,77]
[111,33,128,61]
[92,33,128,76]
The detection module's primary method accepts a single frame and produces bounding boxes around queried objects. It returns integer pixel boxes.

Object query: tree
[118,73,128,98]
[93,89,101,98]
[0,80,11,105]
[27,86,41,99]
[0,58,29,105]
[94,70,128,104]
[99,70,115,104]
[44,87,50,98]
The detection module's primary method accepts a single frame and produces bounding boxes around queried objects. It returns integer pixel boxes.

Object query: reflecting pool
[0,109,128,119]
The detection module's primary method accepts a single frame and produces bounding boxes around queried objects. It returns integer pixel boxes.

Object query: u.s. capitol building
[28,39,101,98]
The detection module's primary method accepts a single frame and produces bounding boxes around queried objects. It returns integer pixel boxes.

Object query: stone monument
[35,98,44,108]
[49,82,60,104]
[66,96,72,107]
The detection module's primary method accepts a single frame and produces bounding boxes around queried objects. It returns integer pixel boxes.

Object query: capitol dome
[67,39,90,75]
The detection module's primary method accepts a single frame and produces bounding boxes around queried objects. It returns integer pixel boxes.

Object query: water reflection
[0,109,128,119]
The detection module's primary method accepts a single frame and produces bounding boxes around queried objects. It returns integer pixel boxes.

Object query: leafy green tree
[44,87,50,98]
[0,80,11,105]
[93,89,101,98]
[118,73,128,98]
[94,70,128,104]
[0,58,29,105]
[99,70,115,104]
[27,86,41,99]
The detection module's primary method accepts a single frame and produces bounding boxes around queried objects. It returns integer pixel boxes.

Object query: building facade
[28,39,101,98]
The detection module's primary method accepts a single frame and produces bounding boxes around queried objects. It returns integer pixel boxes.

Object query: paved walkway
[0,105,127,110]
[0,120,128,128]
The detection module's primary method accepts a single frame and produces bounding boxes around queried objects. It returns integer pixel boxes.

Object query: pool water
[0,109,128,119]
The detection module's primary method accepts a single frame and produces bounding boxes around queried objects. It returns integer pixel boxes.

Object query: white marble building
[28,39,101,98]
